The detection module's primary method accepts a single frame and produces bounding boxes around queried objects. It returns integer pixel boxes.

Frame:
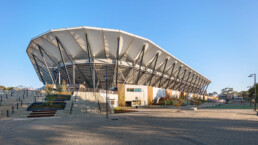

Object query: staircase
[69,91,113,115]
[27,110,56,118]
[27,95,68,118]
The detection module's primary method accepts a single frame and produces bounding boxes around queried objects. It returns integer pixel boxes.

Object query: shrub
[192,96,202,108]
[62,80,67,92]
[56,84,62,92]
[173,97,185,112]
[45,95,55,106]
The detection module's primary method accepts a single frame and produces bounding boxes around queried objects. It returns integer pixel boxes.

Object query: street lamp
[105,66,108,119]
[100,66,109,119]
[248,73,256,111]
[247,86,252,106]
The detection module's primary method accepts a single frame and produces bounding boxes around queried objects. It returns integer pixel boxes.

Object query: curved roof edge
[27,26,211,83]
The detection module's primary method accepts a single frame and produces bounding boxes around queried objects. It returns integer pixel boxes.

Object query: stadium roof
[26,26,211,92]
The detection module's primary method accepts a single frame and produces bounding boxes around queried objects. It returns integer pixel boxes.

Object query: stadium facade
[26,26,211,97]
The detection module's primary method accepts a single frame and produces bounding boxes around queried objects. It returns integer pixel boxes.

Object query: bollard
[12,106,14,113]
[7,110,9,117]
[17,103,19,109]
[70,101,74,114]
[21,100,23,106]
[18,97,20,102]
[0,95,2,102]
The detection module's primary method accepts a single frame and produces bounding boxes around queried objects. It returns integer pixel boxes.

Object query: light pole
[105,66,108,119]
[248,73,256,111]
[100,66,109,119]
[247,86,252,106]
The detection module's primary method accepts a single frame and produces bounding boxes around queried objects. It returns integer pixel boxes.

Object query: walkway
[0,108,257,145]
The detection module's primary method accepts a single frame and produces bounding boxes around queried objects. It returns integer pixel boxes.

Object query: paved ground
[0,108,258,145]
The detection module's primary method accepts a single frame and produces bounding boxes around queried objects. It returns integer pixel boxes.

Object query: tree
[45,85,54,106]
[0,86,6,90]
[240,91,250,101]
[6,87,14,90]
[221,87,234,103]
[248,84,258,103]
[192,96,202,109]
[173,92,186,112]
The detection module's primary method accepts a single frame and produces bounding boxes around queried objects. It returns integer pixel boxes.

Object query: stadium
[26,26,211,106]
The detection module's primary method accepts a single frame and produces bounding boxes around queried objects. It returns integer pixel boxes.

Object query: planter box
[55,92,72,95]
[45,94,71,101]
[27,102,66,111]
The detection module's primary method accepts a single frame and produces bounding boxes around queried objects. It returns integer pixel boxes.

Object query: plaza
[0,107,257,145]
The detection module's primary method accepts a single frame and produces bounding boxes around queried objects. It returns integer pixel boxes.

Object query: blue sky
[0,0,257,93]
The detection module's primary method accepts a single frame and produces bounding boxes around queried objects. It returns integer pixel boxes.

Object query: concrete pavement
[0,108,258,145]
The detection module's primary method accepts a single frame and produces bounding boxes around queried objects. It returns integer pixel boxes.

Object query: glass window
[134,88,142,92]
[127,88,134,92]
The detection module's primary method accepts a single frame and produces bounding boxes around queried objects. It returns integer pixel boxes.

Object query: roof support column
[185,74,195,92]
[182,71,191,92]
[73,64,76,85]
[177,69,187,91]
[197,79,205,94]
[133,62,135,84]
[198,80,206,94]
[85,34,93,82]
[198,82,206,94]
[202,84,209,95]
[85,34,99,88]
[56,37,92,87]
[158,58,168,88]
[58,67,61,85]
[149,53,159,86]
[195,79,203,94]
[115,37,120,87]
[38,45,54,84]
[189,76,198,93]
[172,66,182,90]
[194,78,202,93]
[32,54,45,85]
[166,63,176,89]
[37,46,64,84]
[136,45,146,84]
[56,37,71,84]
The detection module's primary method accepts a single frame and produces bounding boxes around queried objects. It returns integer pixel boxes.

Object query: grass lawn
[203,103,255,109]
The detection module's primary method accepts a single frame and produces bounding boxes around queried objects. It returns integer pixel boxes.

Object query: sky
[0,0,257,93]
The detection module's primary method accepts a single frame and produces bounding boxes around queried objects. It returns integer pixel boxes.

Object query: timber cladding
[117,83,125,106]
[166,89,172,97]
[148,86,153,105]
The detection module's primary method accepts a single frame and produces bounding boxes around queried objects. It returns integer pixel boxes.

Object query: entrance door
[125,101,132,107]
